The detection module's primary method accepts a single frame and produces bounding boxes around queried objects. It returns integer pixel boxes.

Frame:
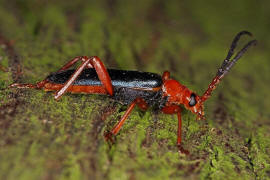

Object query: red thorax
[161,79,204,119]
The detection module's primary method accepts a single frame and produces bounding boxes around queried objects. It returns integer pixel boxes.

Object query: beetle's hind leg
[54,56,114,100]
[9,79,48,89]
[9,56,86,89]
[57,56,93,72]
[9,83,37,89]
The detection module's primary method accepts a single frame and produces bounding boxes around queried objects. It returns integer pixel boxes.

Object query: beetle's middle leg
[104,97,148,142]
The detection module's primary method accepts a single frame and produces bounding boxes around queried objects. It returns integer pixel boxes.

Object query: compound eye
[189,93,197,107]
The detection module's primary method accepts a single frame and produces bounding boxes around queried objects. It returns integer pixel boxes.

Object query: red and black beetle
[10,31,257,150]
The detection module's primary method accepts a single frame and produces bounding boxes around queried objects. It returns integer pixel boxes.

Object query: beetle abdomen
[47,68,162,89]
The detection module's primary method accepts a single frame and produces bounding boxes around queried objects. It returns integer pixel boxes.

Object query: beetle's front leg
[104,97,148,142]
[162,105,189,154]
[162,105,182,144]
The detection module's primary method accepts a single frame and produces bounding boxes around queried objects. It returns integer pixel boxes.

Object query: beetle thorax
[162,79,189,105]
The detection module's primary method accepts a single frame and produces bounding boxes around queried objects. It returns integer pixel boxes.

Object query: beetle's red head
[183,92,205,120]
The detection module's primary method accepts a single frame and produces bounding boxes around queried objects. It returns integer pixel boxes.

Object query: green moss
[0,0,269,179]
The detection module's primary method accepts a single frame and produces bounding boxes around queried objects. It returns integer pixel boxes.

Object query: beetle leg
[57,56,82,72]
[9,83,37,89]
[57,56,94,72]
[162,71,170,81]
[57,56,112,94]
[161,105,189,154]
[176,109,182,145]
[162,105,183,144]
[9,56,87,89]
[54,58,91,100]
[54,56,113,100]
[9,79,48,89]
[104,98,148,141]
[175,110,189,155]
[136,98,148,111]
[88,56,113,96]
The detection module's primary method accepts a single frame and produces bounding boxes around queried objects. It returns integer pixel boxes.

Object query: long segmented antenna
[201,31,257,102]
[224,31,252,61]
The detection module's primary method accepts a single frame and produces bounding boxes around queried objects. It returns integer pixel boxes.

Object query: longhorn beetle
[10,31,257,151]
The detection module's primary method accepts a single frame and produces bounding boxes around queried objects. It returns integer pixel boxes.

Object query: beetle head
[183,92,205,120]
[162,79,205,120]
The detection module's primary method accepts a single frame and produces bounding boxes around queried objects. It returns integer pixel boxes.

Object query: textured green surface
[0,0,270,179]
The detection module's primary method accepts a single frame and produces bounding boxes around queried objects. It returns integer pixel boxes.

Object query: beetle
[10,31,256,152]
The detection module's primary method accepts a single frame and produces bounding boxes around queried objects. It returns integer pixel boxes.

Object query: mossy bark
[0,0,270,179]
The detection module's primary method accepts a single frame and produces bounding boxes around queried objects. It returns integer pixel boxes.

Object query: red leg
[111,101,136,135]
[176,110,189,154]
[105,98,148,141]
[162,71,170,81]
[9,79,48,89]
[136,98,148,111]
[54,56,113,100]
[57,56,94,72]
[162,105,189,154]
[9,83,38,89]
[54,58,91,100]
[162,105,182,144]
[176,109,182,145]
[57,56,82,72]
[10,56,113,99]
[90,56,113,96]
[9,56,86,89]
